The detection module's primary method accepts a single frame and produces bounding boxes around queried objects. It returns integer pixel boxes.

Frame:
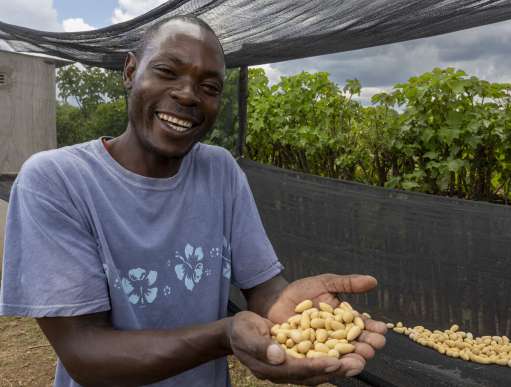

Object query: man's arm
[241,274,288,318]
[37,312,232,387]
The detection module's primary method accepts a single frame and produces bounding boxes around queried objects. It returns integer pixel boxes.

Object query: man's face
[124,20,225,158]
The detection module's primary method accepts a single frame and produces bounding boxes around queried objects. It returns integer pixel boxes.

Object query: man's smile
[155,112,199,134]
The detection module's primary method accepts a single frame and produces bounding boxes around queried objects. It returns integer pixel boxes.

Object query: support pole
[236,65,248,158]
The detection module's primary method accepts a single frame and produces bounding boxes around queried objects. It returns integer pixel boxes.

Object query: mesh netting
[0,175,15,201]
[240,159,511,337]
[240,158,511,387]
[1,0,511,69]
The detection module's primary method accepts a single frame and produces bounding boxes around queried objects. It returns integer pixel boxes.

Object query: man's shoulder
[197,143,238,170]
[16,140,97,191]
[194,143,245,194]
[196,142,236,164]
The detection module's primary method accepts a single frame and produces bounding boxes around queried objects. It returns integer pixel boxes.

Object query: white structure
[0,51,70,174]
[0,51,70,261]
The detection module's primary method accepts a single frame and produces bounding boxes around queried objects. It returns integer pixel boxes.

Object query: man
[0,16,386,386]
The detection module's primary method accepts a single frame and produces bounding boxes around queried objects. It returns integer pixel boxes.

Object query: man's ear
[123,52,137,90]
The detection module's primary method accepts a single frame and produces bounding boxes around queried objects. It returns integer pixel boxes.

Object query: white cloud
[111,0,168,24]
[0,0,61,31]
[353,87,392,106]
[266,19,511,92]
[252,64,283,85]
[62,18,95,32]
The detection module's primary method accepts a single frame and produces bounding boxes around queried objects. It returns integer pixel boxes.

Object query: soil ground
[0,317,332,387]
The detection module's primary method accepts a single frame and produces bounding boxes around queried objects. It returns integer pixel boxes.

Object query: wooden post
[236,65,248,158]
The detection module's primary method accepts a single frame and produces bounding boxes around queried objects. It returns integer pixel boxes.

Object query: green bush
[246,68,511,203]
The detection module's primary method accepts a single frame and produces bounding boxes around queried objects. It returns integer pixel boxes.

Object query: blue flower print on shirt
[121,268,158,305]
[175,244,204,291]
[222,237,232,280]
[103,263,122,289]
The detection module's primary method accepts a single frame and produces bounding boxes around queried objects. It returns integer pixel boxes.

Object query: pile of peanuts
[271,299,371,359]
[388,321,511,367]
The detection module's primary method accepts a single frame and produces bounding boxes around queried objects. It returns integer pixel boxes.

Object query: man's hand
[228,311,367,385]
[266,274,387,374]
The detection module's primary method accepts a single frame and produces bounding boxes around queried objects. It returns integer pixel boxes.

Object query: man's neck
[106,129,183,179]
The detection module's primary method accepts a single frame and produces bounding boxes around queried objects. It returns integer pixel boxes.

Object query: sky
[1,0,510,105]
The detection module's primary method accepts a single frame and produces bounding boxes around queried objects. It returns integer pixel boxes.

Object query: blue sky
[1,1,510,105]
[53,0,118,28]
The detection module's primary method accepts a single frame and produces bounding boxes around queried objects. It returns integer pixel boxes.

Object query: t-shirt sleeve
[0,156,110,317]
[229,162,284,289]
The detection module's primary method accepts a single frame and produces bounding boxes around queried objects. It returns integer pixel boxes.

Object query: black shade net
[1,0,511,69]
[238,159,511,387]
[240,159,511,338]
[0,175,15,202]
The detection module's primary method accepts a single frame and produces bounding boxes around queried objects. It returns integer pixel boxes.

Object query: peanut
[295,300,313,313]
[387,319,511,367]
[271,299,372,359]
[335,342,355,355]
[319,302,334,313]
[347,325,362,341]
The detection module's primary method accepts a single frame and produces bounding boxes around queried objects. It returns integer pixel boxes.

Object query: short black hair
[135,15,224,59]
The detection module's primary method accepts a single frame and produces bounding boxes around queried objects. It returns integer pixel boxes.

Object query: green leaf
[447,159,466,172]
[402,181,420,190]
[424,151,439,160]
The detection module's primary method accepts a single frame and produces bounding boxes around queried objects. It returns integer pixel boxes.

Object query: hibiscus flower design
[222,237,232,280]
[175,244,204,291]
[121,268,158,305]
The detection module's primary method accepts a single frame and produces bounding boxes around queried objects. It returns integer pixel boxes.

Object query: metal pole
[236,65,248,158]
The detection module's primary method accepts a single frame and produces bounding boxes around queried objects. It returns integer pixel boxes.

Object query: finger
[319,274,378,294]
[334,353,366,378]
[238,339,286,365]
[265,343,286,365]
[299,355,365,385]
[353,341,376,360]
[362,318,388,335]
[242,352,343,383]
[358,331,386,350]
[296,374,340,386]
[234,312,286,365]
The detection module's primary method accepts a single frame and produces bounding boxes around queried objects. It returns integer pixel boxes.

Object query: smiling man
[0,15,386,387]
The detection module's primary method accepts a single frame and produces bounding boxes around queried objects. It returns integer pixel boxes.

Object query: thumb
[250,332,286,365]
[233,312,286,365]
[248,331,286,365]
[265,342,286,365]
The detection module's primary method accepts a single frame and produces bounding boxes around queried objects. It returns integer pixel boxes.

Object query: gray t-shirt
[0,138,283,387]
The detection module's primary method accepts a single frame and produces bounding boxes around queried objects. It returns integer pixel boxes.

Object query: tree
[57,65,125,116]
[203,68,239,152]
[244,67,511,203]
[373,68,511,200]
[246,69,365,180]
[56,65,127,147]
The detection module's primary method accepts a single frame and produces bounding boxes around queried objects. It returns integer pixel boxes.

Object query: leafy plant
[245,68,511,203]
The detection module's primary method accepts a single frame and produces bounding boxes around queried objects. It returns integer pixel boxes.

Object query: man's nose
[170,83,200,106]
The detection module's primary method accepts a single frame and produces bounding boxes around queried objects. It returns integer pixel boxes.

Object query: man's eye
[202,83,221,95]
[155,67,176,77]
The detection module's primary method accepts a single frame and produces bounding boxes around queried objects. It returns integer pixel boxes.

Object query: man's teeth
[157,113,193,130]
